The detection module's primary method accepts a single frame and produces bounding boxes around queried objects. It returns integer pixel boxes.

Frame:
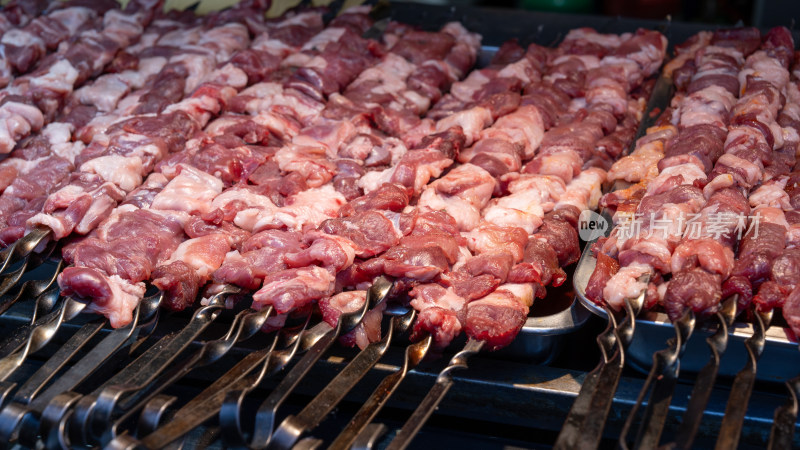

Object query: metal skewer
[574,282,648,450]
[269,309,417,450]
[0,239,57,301]
[714,308,773,450]
[667,296,737,450]
[93,304,276,446]
[112,316,312,450]
[219,277,394,448]
[553,302,619,450]
[0,291,162,449]
[384,337,486,450]
[0,296,89,382]
[48,284,240,447]
[618,308,695,449]
[767,374,800,450]
[0,262,64,358]
[0,226,52,275]
[328,333,433,450]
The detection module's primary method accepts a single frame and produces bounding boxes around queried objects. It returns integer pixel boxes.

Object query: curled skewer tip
[0,226,52,276]
[438,338,485,382]
[0,297,87,382]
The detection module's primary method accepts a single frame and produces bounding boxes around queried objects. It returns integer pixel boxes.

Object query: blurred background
[390,0,799,27]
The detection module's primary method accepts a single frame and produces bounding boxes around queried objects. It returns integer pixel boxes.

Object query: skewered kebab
[101,26,485,441]
[0,0,322,420]
[562,27,754,449]
[0,9,239,262]
[0,4,383,441]
[554,73,676,450]
[366,30,666,450]
[0,0,160,155]
[72,16,482,445]
[0,7,680,450]
[0,0,123,88]
[0,7,236,250]
[622,28,795,449]
[0,0,50,39]
[51,22,664,448]
[765,54,800,448]
[1,11,656,348]
[0,10,476,446]
[0,22,266,376]
[107,27,488,447]
[65,18,664,404]
[580,25,791,450]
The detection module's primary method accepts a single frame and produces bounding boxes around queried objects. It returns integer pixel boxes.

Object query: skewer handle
[714,309,772,450]
[385,338,485,450]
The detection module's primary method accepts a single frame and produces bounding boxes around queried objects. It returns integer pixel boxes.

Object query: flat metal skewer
[0,264,64,358]
[714,308,773,450]
[269,309,417,450]
[328,333,433,450]
[553,302,619,450]
[668,296,737,450]
[57,284,241,447]
[97,305,277,446]
[92,305,273,445]
[618,308,695,449]
[0,240,57,301]
[574,283,648,450]
[120,318,311,450]
[384,337,486,450]
[0,292,162,449]
[767,374,800,450]
[0,296,88,382]
[219,277,394,448]
[0,226,52,275]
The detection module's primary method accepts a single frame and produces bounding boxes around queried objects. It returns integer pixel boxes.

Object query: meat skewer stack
[0,10,247,250]
[0,0,49,37]
[0,3,688,447]
[0,0,122,88]
[562,27,749,450]
[579,26,800,449]
[1,9,492,447]
[0,4,357,447]
[0,0,164,156]
[0,0,293,387]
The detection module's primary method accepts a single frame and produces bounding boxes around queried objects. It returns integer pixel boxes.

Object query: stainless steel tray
[498,295,593,363]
